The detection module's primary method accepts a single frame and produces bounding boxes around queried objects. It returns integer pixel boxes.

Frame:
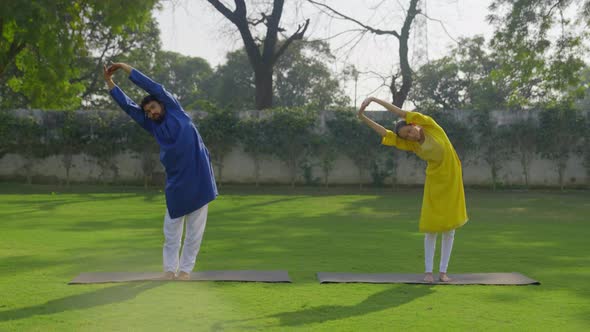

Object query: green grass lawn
[0,184,589,331]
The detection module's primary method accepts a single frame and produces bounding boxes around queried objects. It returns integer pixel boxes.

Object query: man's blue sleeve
[128,69,181,111]
[109,86,154,133]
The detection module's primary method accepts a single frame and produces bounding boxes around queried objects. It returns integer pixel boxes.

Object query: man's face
[143,101,165,121]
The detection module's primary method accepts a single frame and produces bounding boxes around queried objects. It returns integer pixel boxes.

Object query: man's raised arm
[103,64,153,133]
[107,62,179,109]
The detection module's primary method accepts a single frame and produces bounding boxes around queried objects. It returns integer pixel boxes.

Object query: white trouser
[163,205,208,273]
[424,230,455,273]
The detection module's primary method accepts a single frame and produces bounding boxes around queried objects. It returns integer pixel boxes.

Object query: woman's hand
[357,97,373,118]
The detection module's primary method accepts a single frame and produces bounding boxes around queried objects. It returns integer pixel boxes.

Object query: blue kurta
[109,69,218,218]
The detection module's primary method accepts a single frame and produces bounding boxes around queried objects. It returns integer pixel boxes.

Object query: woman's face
[398,124,422,141]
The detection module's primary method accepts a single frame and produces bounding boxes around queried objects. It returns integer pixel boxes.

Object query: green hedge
[0,107,588,188]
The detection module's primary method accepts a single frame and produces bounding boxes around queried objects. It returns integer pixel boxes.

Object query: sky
[154,0,495,107]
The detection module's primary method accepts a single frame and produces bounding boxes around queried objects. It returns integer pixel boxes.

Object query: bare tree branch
[273,18,310,64]
[311,28,366,42]
[206,0,237,23]
[248,13,267,26]
[544,0,566,21]
[307,0,400,38]
[419,13,459,44]
[262,0,285,63]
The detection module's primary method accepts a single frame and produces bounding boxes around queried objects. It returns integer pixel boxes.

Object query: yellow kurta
[381,112,468,233]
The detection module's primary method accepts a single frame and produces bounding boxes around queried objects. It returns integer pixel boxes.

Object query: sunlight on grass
[0,185,588,331]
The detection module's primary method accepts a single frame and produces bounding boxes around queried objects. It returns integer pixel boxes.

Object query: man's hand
[103,64,115,90]
[107,62,133,75]
[357,97,373,118]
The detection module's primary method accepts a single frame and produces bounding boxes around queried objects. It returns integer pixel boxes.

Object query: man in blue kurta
[103,62,217,280]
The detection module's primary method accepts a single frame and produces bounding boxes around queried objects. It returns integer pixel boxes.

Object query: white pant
[424,230,455,273]
[163,205,208,273]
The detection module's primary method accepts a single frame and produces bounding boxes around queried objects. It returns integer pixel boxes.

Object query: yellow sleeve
[406,111,436,127]
[381,130,419,152]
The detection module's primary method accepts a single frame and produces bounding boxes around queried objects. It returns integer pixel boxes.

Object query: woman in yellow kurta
[357,97,468,283]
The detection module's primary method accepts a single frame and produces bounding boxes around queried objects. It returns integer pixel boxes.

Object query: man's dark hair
[140,95,160,110]
[394,120,409,136]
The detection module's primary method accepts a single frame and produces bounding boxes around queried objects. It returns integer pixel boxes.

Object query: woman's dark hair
[394,120,409,136]
[140,95,160,110]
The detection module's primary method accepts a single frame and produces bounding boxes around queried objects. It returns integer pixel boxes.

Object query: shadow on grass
[270,285,434,327]
[0,193,143,219]
[0,282,160,322]
[214,285,433,330]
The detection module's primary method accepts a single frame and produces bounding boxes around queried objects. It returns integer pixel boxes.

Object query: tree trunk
[491,165,497,191]
[216,161,223,189]
[255,68,274,110]
[358,167,364,190]
[558,164,565,191]
[254,156,260,187]
[521,153,530,189]
[389,0,419,107]
[289,159,296,188]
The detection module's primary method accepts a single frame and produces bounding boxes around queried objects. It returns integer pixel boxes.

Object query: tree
[506,117,538,188]
[537,104,584,190]
[208,40,348,110]
[308,0,422,107]
[54,111,89,186]
[0,111,16,160]
[488,0,587,108]
[151,51,214,110]
[125,119,160,189]
[309,132,338,187]
[574,66,590,111]
[410,36,509,112]
[207,49,257,110]
[473,111,511,190]
[582,112,590,188]
[0,0,159,110]
[85,111,127,184]
[410,57,465,111]
[198,104,240,186]
[206,0,310,110]
[274,40,349,109]
[238,115,273,186]
[327,110,382,188]
[10,114,49,184]
[78,20,163,110]
[267,107,317,187]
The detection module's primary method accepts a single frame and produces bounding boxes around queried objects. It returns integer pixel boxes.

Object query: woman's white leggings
[424,230,455,273]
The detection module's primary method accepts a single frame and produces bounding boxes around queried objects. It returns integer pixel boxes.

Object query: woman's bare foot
[423,272,434,283]
[439,272,451,282]
[162,271,176,280]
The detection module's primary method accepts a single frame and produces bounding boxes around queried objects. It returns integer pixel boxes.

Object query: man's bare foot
[423,272,434,283]
[177,271,191,281]
[162,271,176,280]
[439,272,451,282]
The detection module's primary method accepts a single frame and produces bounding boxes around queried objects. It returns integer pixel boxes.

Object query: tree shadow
[0,193,141,221]
[271,285,434,327]
[0,282,160,322]
[214,285,434,330]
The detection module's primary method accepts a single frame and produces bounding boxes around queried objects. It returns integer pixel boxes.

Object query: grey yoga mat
[316,272,540,285]
[69,270,292,284]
